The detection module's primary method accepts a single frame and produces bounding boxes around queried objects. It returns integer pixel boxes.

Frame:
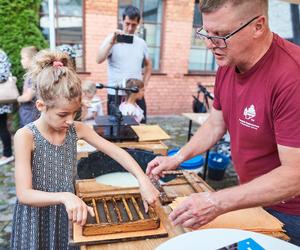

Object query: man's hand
[169,192,221,229]
[146,155,180,178]
[96,29,123,64]
[111,29,124,45]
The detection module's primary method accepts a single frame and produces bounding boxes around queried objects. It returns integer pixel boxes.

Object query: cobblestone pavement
[0,115,238,249]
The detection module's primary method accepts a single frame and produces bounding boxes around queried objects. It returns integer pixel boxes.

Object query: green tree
[0,0,48,89]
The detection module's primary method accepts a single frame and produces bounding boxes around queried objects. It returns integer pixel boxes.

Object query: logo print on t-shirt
[243,105,256,120]
[239,105,260,130]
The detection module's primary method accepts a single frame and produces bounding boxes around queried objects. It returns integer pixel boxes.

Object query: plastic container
[168,148,204,174]
[208,152,230,181]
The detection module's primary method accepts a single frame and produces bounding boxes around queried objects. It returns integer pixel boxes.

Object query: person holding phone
[96,5,152,123]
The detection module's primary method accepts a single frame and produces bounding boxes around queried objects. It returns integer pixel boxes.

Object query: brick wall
[81,0,216,115]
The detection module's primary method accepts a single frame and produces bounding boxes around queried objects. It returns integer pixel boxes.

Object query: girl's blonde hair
[82,80,96,95]
[28,49,82,107]
[21,46,38,59]
[125,78,144,99]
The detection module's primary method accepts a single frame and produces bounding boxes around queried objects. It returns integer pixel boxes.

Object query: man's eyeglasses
[196,16,260,49]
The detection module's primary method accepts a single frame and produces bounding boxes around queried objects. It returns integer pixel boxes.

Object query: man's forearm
[96,35,114,64]
[143,60,152,87]
[178,115,226,163]
[213,165,300,214]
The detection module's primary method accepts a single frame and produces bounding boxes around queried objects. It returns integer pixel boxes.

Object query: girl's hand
[138,176,159,212]
[62,192,95,226]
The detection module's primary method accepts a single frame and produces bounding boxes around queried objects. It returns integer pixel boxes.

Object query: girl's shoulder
[14,125,34,149]
[16,125,34,137]
[73,121,93,140]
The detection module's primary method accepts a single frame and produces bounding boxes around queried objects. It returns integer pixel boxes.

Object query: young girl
[17,46,40,127]
[11,50,158,249]
[81,80,103,125]
[119,78,145,123]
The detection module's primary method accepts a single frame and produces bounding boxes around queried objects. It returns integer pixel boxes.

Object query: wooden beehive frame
[151,170,213,205]
[82,193,160,236]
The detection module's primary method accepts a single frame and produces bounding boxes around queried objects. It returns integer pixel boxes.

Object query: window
[188,1,217,73]
[269,1,300,45]
[118,0,163,71]
[40,0,84,71]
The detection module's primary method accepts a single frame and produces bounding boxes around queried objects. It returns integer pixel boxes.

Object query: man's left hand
[169,192,221,229]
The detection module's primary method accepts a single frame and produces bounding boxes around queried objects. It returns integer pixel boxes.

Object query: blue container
[168,148,204,171]
[208,152,230,180]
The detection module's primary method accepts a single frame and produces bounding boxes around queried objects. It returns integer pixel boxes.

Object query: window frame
[40,0,86,72]
[117,0,164,72]
[188,1,217,75]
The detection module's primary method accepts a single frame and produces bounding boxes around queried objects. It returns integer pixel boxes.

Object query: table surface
[77,174,288,250]
[77,125,170,159]
[182,112,210,125]
[78,179,191,250]
[156,228,299,250]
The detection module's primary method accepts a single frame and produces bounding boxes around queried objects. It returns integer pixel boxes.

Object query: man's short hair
[122,5,141,22]
[199,0,268,16]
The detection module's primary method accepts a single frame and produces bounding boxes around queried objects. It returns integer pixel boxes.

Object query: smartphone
[116,34,134,44]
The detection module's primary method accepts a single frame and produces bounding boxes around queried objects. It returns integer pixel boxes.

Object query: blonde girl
[17,46,40,127]
[11,50,158,249]
[81,80,103,124]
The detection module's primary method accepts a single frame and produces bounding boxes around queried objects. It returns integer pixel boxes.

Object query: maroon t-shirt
[213,34,300,215]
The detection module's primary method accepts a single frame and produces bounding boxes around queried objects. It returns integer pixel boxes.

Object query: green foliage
[0,0,48,89]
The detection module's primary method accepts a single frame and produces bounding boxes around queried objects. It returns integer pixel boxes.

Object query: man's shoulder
[133,35,147,45]
[274,34,300,68]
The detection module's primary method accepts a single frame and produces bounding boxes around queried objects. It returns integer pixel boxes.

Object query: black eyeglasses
[196,16,260,49]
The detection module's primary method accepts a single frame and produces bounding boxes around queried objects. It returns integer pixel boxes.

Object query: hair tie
[53,61,63,67]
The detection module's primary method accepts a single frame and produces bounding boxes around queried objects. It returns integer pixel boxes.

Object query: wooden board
[115,140,168,155]
[71,217,167,246]
[131,125,171,141]
[151,170,213,205]
[165,172,289,241]
[77,140,168,160]
[72,181,168,245]
[82,193,160,236]
[74,172,288,248]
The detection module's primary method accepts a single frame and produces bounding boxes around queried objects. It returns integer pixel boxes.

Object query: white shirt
[83,96,103,125]
[106,35,149,95]
[119,102,144,123]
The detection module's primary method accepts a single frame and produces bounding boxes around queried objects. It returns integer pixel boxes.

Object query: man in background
[96,5,152,123]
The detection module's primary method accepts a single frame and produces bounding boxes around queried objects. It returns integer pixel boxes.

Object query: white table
[182,113,210,141]
[156,228,299,250]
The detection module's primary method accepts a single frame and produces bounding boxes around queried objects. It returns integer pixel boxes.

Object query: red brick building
[40,0,218,115]
[40,0,300,115]
[81,0,215,115]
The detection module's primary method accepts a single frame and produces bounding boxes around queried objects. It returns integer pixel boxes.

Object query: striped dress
[11,122,79,250]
